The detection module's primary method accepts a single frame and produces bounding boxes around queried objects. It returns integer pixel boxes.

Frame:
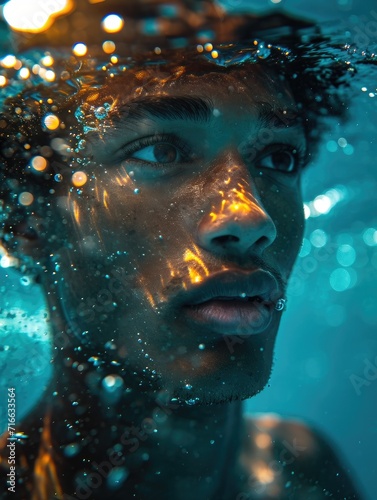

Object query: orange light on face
[139,276,157,309]
[72,171,88,187]
[183,245,210,284]
[72,200,80,224]
[33,414,63,497]
[209,182,264,224]
[103,189,109,209]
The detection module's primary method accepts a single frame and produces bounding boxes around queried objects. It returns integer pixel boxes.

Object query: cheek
[260,179,304,271]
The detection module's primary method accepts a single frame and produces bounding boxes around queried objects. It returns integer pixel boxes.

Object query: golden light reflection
[103,189,109,210]
[209,182,264,224]
[113,166,134,187]
[33,414,63,499]
[138,275,157,309]
[183,244,209,284]
[3,0,74,34]
[72,200,80,224]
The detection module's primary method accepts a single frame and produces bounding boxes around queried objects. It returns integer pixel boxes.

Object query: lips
[179,269,282,336]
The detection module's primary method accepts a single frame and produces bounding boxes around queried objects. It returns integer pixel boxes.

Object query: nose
[197,155,277,258]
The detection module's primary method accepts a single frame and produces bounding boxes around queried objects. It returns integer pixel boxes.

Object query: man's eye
[131,143,181,164]
[258,149,298,173]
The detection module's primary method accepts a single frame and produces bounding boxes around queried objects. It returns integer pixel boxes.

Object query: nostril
[213,235,240,246]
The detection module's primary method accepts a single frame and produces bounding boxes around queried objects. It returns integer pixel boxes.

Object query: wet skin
[51,68,306,404]
[1,68,361,498]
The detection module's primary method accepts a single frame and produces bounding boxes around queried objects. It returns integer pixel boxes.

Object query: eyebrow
[114,96,214,124]
[257,104,302,129]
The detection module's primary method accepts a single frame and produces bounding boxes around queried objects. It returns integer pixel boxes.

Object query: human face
[48,66,305,404]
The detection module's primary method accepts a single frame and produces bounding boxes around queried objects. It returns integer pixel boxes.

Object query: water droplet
[107,466,129,490]
[185,398,199,406]
[64,443,80,457]
[74,107,85,123]
[94,106,108,120]
[102,374,124,392]
[257,42,271,59]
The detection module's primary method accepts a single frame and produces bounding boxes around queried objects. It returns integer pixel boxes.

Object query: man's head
[0,41,355,405]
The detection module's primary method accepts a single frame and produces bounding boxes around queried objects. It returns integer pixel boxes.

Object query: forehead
[75,63,297,136]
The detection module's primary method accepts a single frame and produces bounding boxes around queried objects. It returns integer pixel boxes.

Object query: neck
[35,342,245,500]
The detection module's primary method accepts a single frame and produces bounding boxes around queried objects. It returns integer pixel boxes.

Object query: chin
[158,355,274,406]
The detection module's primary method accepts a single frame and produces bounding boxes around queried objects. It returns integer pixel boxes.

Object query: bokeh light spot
[326,140,338,152]
[303,203,310,219]
[102,14,124,33]
[310,229,328,248]
[31,156,48,172]
[102,41,116,54]
[73,43,88,57]
[1,55,16,68]
[363,227,377,246]
[18,191,34,206]
[336,244,356,267]
[43,114,60,130]
[72,171,88,187]
[329,268,352,291]
[313,195,331,214]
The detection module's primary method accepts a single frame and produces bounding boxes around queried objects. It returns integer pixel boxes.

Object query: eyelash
[256,143,308,173]
[117,134,307,175]
[118,133,193,167]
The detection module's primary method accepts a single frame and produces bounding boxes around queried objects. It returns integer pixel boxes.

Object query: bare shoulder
[237,413,363,500]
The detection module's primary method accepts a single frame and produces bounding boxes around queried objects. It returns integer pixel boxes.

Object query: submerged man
[0,7,366,500]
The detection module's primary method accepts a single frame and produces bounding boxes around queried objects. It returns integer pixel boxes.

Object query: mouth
[179,269,283,336]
